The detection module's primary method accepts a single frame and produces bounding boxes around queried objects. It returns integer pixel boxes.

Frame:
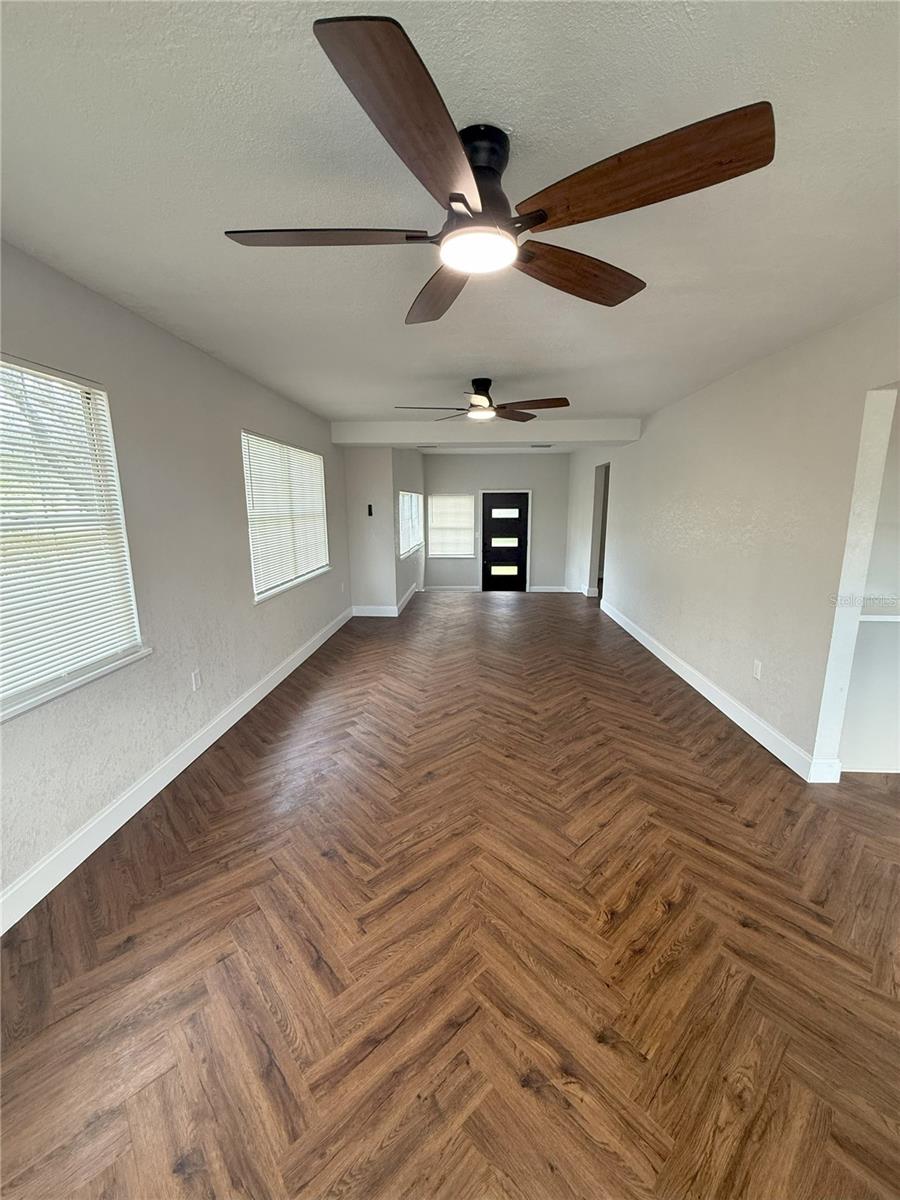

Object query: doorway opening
[811,385,897,780]
[590,465,610,600]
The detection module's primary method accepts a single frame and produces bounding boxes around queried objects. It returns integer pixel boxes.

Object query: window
[398,491,424,557]
[427,494,475,557]
[492,507,519,518]
[241,431,329,601]
[0,358,145,719]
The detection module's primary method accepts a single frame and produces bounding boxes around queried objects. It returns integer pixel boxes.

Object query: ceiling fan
[396,379,568,423]
[225,16,775,325]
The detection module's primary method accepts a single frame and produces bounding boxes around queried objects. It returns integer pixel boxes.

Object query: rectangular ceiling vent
[531,444,553,449]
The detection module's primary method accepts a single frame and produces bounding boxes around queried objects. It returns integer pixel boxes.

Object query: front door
[482,492,529,591]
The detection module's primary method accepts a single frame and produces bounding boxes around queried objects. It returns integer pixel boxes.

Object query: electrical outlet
[191,668,202,692]
[753,659,762,680]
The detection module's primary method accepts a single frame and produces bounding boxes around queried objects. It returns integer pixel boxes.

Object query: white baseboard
[352,584,420,618]
[600,600,840,784]
[0,606,353,934]
[807,758,844,782]
[583,586,599,598]
[397,582,418,614]
[839,763,900,774]
[426,585,572,594]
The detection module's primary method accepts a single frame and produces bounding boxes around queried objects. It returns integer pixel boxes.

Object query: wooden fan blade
[314,17,480,213]
[405,266,467,324]
[515,241,645,306]
[225,228,430,246]
[516,102,775,232]
[498,397,570,412]
[436,411,468,421]
[496,408,536,422]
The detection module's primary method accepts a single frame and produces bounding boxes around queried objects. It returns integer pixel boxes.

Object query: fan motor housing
[460,125,510,174]
[459,125,512,222]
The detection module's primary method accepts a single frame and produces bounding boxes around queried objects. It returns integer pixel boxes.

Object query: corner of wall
[600,599,833,782]
[1,606,353,933]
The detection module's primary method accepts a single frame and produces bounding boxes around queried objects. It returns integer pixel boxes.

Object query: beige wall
[1,243,351,889]
[602,299,899,757]
[343,447,425,612]
[423,453,571,590]
[344,447,396,610]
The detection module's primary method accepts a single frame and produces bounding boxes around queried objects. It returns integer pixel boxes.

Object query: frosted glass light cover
[439,227,517,274]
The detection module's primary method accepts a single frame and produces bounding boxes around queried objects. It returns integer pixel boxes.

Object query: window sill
[399,545,424,560]
[253,563,332,605]
[427,553,477,559]
[1,644,153,723]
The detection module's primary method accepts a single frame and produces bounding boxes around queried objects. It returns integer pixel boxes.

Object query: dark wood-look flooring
[3,593,899,1200]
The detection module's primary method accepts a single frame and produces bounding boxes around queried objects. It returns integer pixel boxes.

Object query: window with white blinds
[398,491,424,557]
[427,494,475,557]
[241,431,329,601]
[0,358,144,719]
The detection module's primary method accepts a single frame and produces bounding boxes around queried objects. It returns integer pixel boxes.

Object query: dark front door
[482,492,529,591]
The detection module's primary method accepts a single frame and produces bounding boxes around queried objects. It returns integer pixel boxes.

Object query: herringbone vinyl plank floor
[2,594,899,1199]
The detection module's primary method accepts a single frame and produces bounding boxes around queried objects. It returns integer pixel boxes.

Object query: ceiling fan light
[466,407,497,421]
[439,226,517,274]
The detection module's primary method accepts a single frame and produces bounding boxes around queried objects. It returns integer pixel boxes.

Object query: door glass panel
[491,565,518,576]
[491,536,518,547]
[491,507,519,518]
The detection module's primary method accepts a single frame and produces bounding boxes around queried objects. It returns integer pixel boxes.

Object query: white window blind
[398,491,424,557]
[1,358,144,718]
[241,431,329,601]
[428,494,475,557]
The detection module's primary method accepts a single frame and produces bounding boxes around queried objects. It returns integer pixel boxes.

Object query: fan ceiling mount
[395,378,569,423]
[225,15,775,325]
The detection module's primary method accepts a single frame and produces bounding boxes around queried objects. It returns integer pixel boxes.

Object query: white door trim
[478,489,533,592]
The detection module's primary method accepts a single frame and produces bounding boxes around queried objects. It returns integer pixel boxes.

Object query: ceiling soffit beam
[330,418,641,447]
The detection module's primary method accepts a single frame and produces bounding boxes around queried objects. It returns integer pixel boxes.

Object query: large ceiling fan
[396,378,568,422]
[226,16,775,325]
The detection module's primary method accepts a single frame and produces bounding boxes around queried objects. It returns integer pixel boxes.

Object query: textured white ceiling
[2,1,897,422]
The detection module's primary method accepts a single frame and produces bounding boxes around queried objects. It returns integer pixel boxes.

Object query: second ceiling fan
[226,16,775,325]
[396,379,569,422]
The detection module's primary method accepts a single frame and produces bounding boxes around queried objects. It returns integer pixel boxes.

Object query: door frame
[478,489,533,592]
